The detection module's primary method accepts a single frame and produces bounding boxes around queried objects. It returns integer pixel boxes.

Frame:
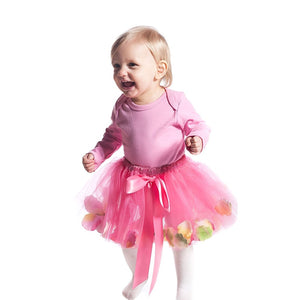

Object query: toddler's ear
[155,60,168,80]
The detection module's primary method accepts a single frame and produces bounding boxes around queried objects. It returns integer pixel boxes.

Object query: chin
[122,89,138,98]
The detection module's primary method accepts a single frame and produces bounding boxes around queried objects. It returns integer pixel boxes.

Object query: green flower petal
[196,225,213,241]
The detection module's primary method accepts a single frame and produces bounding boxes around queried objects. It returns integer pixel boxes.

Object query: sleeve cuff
[90,148,105,169]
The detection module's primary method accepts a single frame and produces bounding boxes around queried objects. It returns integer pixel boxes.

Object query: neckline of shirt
[126,90,167,111]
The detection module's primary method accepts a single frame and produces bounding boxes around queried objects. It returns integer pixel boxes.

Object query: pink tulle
[80,155,237,249]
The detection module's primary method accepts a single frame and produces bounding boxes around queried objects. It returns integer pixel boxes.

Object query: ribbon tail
[155,178,170,212]
[133,237,153,289]
[132,187,154,289]
[129,176,169,293]
[149,215,164,294]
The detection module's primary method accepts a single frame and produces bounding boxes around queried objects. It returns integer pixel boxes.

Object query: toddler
[81,26,237,300]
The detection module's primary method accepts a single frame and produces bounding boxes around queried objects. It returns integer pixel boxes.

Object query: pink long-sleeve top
[91,89,210,168]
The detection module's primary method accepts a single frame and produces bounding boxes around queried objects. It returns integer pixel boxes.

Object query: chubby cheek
[113,76,121,89]
[113,73,118,84]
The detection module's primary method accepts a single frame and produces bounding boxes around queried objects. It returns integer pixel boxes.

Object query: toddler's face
[112,39,161,102]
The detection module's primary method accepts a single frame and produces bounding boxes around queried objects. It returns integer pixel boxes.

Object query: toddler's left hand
[185,136,203,155]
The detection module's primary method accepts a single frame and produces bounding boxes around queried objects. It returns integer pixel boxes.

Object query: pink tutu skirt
[81,155,237,249]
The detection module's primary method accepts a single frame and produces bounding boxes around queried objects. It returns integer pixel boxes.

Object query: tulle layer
[80,156,237,249]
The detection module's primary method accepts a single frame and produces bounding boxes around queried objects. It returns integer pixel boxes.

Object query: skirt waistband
[123,155,187,176]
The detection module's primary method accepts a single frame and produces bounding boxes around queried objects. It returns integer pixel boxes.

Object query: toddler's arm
[185,136,203,155]
[84,97,124,172]
[82,153,96,173]
[176,93,211,150]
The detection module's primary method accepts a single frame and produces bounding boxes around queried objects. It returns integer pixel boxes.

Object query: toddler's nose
[118,66,128,78]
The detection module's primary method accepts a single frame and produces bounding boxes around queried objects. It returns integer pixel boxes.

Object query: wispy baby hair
[111,26,173,87]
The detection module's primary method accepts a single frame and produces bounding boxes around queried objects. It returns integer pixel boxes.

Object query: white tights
[173,246,194,300]
[122,248,145,300]
[122,246,194,300]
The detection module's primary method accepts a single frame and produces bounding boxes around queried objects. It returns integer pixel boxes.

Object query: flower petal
[82,213,104,231]
[164,227,177,247]
[84,195,105,215]
[125,231,137,248]
[195,220,214,241]
[215,199,232,216]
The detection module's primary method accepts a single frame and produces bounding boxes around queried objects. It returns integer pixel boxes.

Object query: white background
[1,0,299,299]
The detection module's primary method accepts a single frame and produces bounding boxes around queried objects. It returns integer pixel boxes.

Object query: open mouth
[121,81,135,89]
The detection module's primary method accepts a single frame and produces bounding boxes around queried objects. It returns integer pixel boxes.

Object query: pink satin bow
[126,174,170,294]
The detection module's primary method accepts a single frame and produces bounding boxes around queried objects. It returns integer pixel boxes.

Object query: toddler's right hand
[82,153,95,173]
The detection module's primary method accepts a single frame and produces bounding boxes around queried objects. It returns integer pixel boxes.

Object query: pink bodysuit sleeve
[90,104,122,168]
[177,94,211,148]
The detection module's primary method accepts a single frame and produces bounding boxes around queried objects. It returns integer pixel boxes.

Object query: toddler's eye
[128,62,137,68]
[113,63,120,70]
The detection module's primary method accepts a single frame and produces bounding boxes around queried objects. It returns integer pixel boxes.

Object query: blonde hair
[111,26,173,87]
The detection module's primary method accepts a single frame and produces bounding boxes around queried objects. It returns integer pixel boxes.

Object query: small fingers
[185,136,192,147]
[186,136,203,155]
[191,136,201,143]
[83,153,94,163]
[82,153,96,172]
[84,161,94,168]
[84,163,95,173]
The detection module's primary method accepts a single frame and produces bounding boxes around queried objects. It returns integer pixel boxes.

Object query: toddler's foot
[176,286,193,300]
[122,277,146,300]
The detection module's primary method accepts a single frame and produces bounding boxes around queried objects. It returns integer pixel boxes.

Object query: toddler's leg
[122,248,146,300]
[173,246,194,300]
